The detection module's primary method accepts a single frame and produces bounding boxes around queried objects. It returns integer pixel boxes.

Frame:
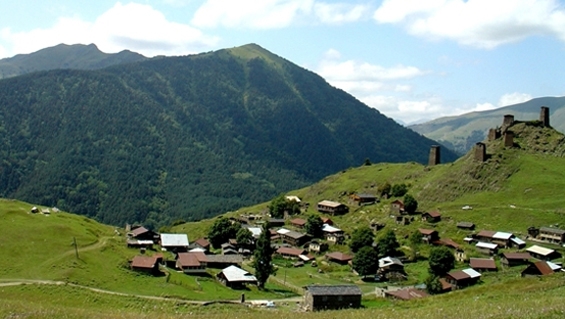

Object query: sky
[1,0,565,124]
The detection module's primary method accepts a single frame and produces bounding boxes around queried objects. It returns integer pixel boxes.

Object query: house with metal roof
[176,252,207,274]
[317,200,349,215]
[475,242,498,255]
[521,261,561,277]
[421,211,441,223]
[469,258,497,272]
[385,288,429,300]
[303,285,362,311]
[325,252,353,265]
[501,252,531,267]
[160,233,189,252]
[322,224,345,243]
[445,268,481,289]
[526,245,562,261]
[539,227,565,244]
[217,265,257,288]
[130,255,162,275]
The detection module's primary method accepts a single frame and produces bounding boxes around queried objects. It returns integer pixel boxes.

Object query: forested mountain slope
[0,43,457,227]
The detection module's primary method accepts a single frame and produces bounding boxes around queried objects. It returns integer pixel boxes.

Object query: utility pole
[73,237,79,259]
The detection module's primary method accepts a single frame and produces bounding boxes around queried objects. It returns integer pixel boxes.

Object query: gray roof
[540,227,565,235]
[206,254,243,264]
[160,233,189,247]
[305,285,362,296]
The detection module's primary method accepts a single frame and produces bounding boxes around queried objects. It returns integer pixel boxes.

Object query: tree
[253,223,276,289]
[428,246,455,276]
[236,227,254,248]
[363,158,372,166]
[390,183,408,197]
[349,226,374,252]
[268,194,300,218]
[208,217,240,249]
[305,214,324,238]
[377,181,391,198]
[376,229,400,257]
[352,246,378,279]
[403,194,418,214]
[424,274,444,294]
[408,230,422,261]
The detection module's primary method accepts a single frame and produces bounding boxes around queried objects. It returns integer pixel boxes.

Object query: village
[122,107,565,311]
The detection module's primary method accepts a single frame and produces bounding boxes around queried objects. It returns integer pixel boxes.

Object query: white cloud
[498,92,533,106]
[191,0,368,29]
[313,3,370,24]
[0,2,219,58]
[374,0,565,48]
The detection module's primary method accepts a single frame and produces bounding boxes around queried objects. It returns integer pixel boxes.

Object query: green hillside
[0,43,457,227]
[410,96,565,155]
[0,43,146,79]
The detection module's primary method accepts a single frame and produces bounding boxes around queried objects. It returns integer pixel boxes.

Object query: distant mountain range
[0,43,147,79]
[0,43,458,227]
[409,96,565,155]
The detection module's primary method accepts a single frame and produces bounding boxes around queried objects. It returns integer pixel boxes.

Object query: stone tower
[474,142,486,162]
[502,114,514,132]
[488,128,500,141]
[504,131,514,147]
[428,145,440,166]
[540,106,550,127]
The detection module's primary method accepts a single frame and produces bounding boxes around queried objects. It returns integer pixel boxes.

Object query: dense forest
[0,43,458,227]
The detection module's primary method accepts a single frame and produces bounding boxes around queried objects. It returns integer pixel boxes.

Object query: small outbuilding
[526,245,562,261]
[325,252,353,265]
[521,261,561,277]
[217,265,257,288]
[304,285,362,311]
[469,258,497,272]
[422,211,441,223]
[501,252,531,267]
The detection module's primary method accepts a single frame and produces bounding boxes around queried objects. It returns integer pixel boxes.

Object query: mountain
[0,43,458,227]
[409,96,565,155]
[0,43,147,79]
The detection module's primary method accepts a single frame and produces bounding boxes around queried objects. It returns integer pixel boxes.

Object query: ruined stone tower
[504,131,514,147]
[488,128,500,141]
[474,142,486,162]
[502,114,514,132]
[428,145,440,166]
[540,106,550,127]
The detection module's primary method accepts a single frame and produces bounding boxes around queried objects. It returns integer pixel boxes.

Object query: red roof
[325,252,353,262]
[469,258,497,270]
[177,252,207,267]
[502,252,531,260]
[194,238,210,248]
[391,200,404,208]
[277,247,305,256]
[426,211,441,218]
[447,270,470,281]
[290,218,307,226]
[131,256,157,269]
[531,261,554,275]
[419,228,437,236]
[439,278,452,291]
[386,288,429,300]
[321,217,333,225]
[131,226,150,237]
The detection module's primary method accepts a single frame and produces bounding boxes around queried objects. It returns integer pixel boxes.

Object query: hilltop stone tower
[502,114,515,132]
[488,128,500,141]
[540,106,550,127]
[428,145,440,166]
[504,131,514,147]
[474,142,486,162]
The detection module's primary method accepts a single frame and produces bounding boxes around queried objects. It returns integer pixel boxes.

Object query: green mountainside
[0,43,457,227]
[0,43,147,79]
[409,96,565,155]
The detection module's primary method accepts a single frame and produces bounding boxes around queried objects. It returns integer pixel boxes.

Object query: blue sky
[1,0,565,124]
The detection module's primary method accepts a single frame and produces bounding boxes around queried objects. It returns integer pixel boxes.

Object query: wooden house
[521,261,561,277]
[276,247,305,259]
[317,200,349,215]
[325,252,353,265]
[268,218,286,227]
[217,265,257,288]
[418,228,439,244]
[176,252,207,274]
[526,245,562,261]
[277,229,308,246]
[539,227,565,244]
[160,233,189,252]
[322,224,345,244]
[445,268,481,289]
[491,232,514,248]
[475,242,498,255]
[304,285,362,311]
[131,255,162,275]
[422,211,441,223]
[129,226,158,242]
[385,288,429,300]
[321,217,334,226]
[390,200,405,214]
[193,238,210,251]
[469,258,497,272]
[290,218,307,229]
[501,252,531,267]
[475,230,496,243]
[350,193,378,205]
[457,222,475,230]
[378,257,406,281]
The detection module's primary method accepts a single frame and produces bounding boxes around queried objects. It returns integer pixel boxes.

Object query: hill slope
[409,96,565,154]
[0,43,457,226]
[0,43,147,79]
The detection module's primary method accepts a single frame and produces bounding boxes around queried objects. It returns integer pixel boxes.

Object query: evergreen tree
[376,229,400,257]
[253,223,276,289]
[305,214,324,238]
[349,226,375,252]
[403,194,418,214]
[352,246,378,279]
[208,217,240,249]
[236,227,254,248]
[390,183,408,197]
[428,246,455,276]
